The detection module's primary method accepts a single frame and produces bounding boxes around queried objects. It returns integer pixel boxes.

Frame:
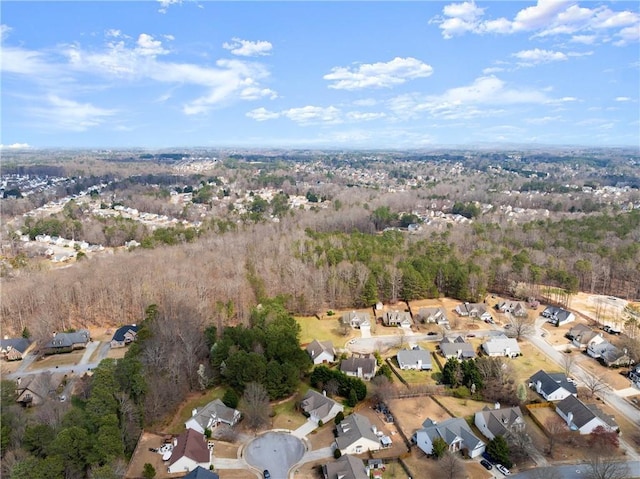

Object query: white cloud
[570,34,597,44]
[615,96,631,102]
[1,24,11,41]
[352,98,378,107]
[246,107,280,121]
[433,0,640,45]
[524,116,561,124]
[136,34,169,56]
[513,48,568,65]
[29,95,117,131]
[158,0,182,14]
[324,57,433,90]
[58,35,275,115]
[387,75,551,121]
[281,106,342,125]
[106,29,122,38]
[345,111,386,121]
[0,143,30,149]
[482,66,504,74]
[222,38,273,57]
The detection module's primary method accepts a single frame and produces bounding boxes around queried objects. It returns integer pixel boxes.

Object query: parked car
[480,460,493,470]
[496,464,511,475]
[263,470,271,479]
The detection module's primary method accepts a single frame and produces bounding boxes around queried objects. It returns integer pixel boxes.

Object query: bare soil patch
[387,396,451,440]
[351,402,410,458]
[125,431,184,479]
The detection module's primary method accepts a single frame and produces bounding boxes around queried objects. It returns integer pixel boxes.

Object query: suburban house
[396,347,432,370]
[474,405,526,440]
[300,389,344,424]
[110,324,139,348]
[555,395,619,435]
[182,466,219,479]
[15,375,55,407]
[496,301,528,317]
[1,337,31,361]
[383,310,412,327]
[587,340,630,366]
[306,339,336,365]
[342,311,371,330]
[455,303,493,322]
[413,417,485,458]
[601,346,632,368]
[587,339,613,359]
[167,429,212,474]
[322,454,368,479]
[542,306,575,326]
[42,330,90,355]
[566,324,602,349]
[629,364,640,388]
[341,355,377,381]
[417,307,449,325]
[185,399,241,433]
[439,336,476,360]
[335,413,381,455]
[528,370,577,401]
[481,335,521,358]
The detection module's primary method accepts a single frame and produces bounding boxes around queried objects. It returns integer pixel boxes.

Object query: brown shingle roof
[169,429,210,466]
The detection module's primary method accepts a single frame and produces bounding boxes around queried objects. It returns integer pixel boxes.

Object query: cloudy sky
[1,1,639,149]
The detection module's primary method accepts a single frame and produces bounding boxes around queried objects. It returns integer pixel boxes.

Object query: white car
[496,464,511,475]
[348,339,356,344]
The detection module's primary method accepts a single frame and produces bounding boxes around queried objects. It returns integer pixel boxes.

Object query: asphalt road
[511,460,640,479]
[244,432,305,479]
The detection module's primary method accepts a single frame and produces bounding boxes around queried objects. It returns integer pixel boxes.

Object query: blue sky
[1,1,639,149]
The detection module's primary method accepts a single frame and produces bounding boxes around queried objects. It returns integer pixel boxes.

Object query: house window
[355,445,362,453]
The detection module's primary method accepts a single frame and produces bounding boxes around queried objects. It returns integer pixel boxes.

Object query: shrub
[334,448,342,459]
[334,411,345,424]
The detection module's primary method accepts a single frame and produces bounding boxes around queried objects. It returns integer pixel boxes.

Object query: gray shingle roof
[335,413,379,451]
[529,370,577,396]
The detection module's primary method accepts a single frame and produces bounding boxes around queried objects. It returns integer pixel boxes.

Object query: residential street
[511,460,640,479]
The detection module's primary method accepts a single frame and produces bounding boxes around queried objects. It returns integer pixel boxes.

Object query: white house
[167,429,212,474]
[185,399,241,433]
[413,417,485,458]
[383,310,412,327]
[474,405,525,441]
[340,355,377,381]
[542,306,575,326]
[306,339,335,364]
[418,307,449,325]
[455,303,493,322]
[481,335,521,358]
[555,395,618,435]
[397,348,432,370]
[335,413,381,455]
[528,370,577,401]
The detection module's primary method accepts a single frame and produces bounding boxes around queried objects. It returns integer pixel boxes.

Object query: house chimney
[494,402,500,410]
[567,412,573,426]
[192,408,198,417]
[323,390,326,397]
[173,438,178,447]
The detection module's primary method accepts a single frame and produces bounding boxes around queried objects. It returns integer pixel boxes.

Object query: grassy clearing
[296,315,353,345]
[29,350,85,370]
[272,395,307,430]
[510,342,561,384]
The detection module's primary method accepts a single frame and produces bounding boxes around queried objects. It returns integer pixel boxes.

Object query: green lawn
[296,315,354,345]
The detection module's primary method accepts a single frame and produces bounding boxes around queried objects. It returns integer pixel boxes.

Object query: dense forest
[1,207,638,342]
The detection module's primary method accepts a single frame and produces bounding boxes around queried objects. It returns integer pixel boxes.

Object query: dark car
[480,459,493,470]
[263,470,271,479]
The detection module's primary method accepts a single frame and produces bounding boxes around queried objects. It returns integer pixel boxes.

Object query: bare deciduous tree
[241,382,270,432]
[437,452,466,479]
[561,352,576,377]
[581,373,607,399]
[507,312,535,340]
[545,417,568,457]
[584,455,629,479]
